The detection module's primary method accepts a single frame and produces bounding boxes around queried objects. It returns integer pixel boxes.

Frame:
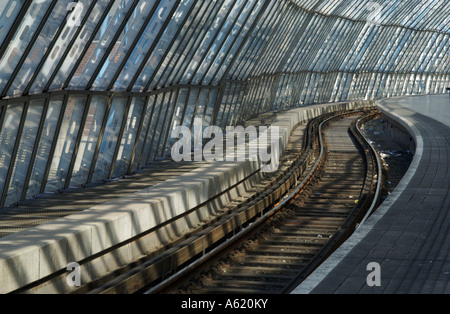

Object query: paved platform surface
[293,94,450,294]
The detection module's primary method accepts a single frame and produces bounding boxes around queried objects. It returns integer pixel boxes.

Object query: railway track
[153,115,376,294]
[52,108,380,295]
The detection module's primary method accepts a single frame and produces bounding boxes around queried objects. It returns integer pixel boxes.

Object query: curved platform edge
[292,97,426,294]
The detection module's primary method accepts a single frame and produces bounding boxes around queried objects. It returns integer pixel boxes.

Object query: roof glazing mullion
[41,2,117,94]
[305,16,336,72]
[294,15,329,72]
[406,0,435,29]
[424,35,449,73]
[364,26,392,72]
[346,23,377,72]
[314,17,344,72]
[403,33,427,73]
[2,0,61,98]
[353,26,384,72]
[396,1,420,26]
[151,0,217,90]
[111,0,180,91]
[252,0,293,76]
[205,0,262,85]
[88,0,162,91]
[388,30,414,73]
[131,0,198,92]
[170,0,228,86]
[419,34,442,73]
[182,0,239,85]
[318,0,344,15]
[0,0,33,60]
[340,0,367,20]
[309,16,341,73]
[325,19,356,72]
[191,0,251,85]
[27,0,106,94]
[233,0,281,80]
[375,26,402,72]
[339,22,371,72]
[0,0,54,95]
[125,1,184,92]
[50,1,114,92]
[411,32,436,73]
[67,0,140,90]
[269,4,306,74]
[288,14,321,72]
[227,0,278,80]
[419,32,442,73]
[209,0,266,85]
[281,9,311,73]
[268,4,308,74]
[241,0,288,78]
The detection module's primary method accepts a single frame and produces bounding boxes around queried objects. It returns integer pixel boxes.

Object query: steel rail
[69,108,328,294]
[143,110,367,294]
[355,114,383,228]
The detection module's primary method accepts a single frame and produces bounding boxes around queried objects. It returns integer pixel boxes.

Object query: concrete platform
[293,94,450,294]
[0,101,373,293]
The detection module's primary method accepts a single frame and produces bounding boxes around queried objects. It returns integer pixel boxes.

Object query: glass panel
[211,0,263,84]
[194,0,254,85]
[48,0,112,91]
[45,95,88,192]
[112,0,177,91]
[27,1,89,94]
[148,92,170,162]
[90,0,159,90]
[112,96,145,177]
[165,87,188,154]
[68,0,136,89]
[7,0,72,97]
[5,100,44,206]
[0,1,24,48]
[26,96,63,199]
[167,1,223,87]
[204,87,218,127]
[181,0,235,84]
[0,1,52,94]
[141,93,162,166]
[183,87,199,129]
[70,95,108,186]
[151,0,216,90]
[132,95,154,171]
[132,0,195,91]
[157,90,177,158]
[0,102,24,202]
[92,96,127,182]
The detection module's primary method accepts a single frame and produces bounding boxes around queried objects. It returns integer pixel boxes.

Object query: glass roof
[0,0,448,98]
[0,0,449,208]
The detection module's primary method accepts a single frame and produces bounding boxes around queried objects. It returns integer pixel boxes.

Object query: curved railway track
[56,108,381,295]
[151,114,378,294]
